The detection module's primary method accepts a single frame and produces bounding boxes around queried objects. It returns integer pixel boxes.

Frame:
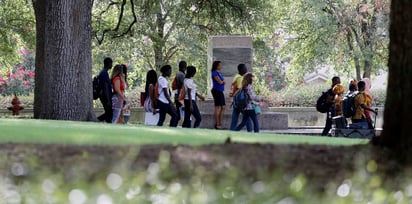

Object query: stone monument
[199,35,288,130]
[207,35,253,96]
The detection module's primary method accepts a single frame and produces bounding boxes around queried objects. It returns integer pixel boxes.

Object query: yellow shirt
[230,74,243,98]
[353,91,367,120]
[233,74,243,89]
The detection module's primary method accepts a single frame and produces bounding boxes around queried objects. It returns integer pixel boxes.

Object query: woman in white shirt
[182,66,205,128]
[156,65,178,127]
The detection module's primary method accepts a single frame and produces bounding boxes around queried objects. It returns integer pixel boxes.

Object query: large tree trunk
[362,55,372,79]
[346,30,362,80]
[153,11,165,70]
[379,0,412,153]
[32,0,46,119]
[32,0,95,121]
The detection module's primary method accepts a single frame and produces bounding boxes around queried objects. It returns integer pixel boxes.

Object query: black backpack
[316,90,331,113]
[233,89,249,110]
[92,76,100,100]
[342,92,359,118]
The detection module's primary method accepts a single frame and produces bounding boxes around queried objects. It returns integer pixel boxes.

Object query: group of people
[96,57,267,132]
[96,58,130,124]
[322,76,377,136]
[210,61,267,132]
[142,62,206,128]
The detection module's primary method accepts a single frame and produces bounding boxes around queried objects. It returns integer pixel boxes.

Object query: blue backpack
[233,89,249,110]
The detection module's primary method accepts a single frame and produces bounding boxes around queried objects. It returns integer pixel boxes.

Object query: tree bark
[32,0,46,119]
[379,0,412,154]
[32,0,95,121]
[153,9,165,70]
[346,29,362,81]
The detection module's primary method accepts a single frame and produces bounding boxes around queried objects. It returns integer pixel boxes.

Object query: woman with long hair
[144,70,158,115]
[235,72,266,133]
[111,64,128,123]
[211,61,225,129]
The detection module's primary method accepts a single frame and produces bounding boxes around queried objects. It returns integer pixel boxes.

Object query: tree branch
[163,45,178,62]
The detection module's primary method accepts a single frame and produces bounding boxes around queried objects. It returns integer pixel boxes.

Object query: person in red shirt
[111,65,128,124]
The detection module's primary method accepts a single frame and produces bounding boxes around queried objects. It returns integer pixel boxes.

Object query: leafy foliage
[0,0,390,100]
[0,0,35,69]
[0,48,35,96]
[270,83,386,107]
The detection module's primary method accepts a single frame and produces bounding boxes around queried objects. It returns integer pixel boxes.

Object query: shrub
[269,83,386,107]
[269,84,328,107]
[0,48,35,96]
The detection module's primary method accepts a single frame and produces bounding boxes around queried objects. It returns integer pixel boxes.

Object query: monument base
[198,112,288,130]
[197,99,288,130]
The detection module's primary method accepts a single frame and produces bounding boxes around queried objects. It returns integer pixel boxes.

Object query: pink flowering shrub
[0,48,35,96]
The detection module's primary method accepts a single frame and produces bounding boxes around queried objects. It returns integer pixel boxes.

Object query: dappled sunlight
[231,134,369,146]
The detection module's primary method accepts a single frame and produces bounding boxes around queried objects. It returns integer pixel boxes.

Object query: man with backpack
[321,76,341,136]
[97,57,113,123]
[230,64,252,131]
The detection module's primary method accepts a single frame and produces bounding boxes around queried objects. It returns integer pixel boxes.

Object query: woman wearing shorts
[211,61,226,129]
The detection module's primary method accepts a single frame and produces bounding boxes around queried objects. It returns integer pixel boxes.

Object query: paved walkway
[262,126,382,136]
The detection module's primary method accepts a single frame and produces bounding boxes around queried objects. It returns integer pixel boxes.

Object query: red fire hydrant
[7,94,24,116]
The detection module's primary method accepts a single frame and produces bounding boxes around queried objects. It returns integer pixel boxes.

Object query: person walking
[321,76,341,136]
[121,64,130,124]
[182,66,205,128]
[362,78,374,129]
[111,65,128,124]
[174,61,187,122]
[144,70,158,114]
[211,61,226,129]
[234,73,266,133]
[97,57,113,123]
[332,84,345,116]
[347,79,358,96]
[157,65,178,127]
[230,64,252,132]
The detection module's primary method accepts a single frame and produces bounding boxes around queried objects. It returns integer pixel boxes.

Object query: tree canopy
[0,0,390,97]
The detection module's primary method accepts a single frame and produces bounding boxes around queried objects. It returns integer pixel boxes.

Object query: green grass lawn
[0,118,368,146]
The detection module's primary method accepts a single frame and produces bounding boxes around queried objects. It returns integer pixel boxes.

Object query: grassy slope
[0,118,368,146]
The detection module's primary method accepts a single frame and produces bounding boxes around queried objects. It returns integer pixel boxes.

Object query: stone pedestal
[197,100,288,130]
[203,35,288,130]
[208,35,253,97]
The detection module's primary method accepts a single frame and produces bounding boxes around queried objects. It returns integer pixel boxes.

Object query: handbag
[143,97,153,112]
[253,104,261,115]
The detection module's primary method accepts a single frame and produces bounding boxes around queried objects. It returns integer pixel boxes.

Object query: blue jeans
[156,100,178,127]
[182,100,202,128]
[235,109,259,133]
[111,94,124,124]
[230,107,252,132]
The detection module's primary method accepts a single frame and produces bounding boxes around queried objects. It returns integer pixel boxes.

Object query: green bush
[269,84,386,107]
[269,84,328,107]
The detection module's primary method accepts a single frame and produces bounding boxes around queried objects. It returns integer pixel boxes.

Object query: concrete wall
[269,107,384,128]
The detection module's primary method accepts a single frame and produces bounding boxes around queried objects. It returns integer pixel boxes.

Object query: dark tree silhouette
[379,0,412,155]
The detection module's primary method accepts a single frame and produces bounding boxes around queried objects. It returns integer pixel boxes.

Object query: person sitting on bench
[351,81,377,129]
